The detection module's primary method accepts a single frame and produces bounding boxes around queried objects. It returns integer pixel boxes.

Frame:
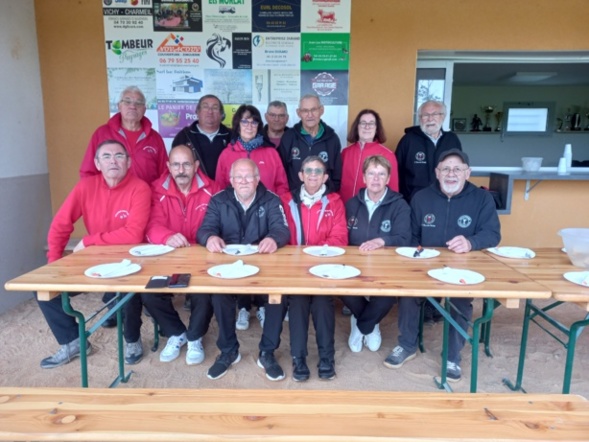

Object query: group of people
[39,88,500,385]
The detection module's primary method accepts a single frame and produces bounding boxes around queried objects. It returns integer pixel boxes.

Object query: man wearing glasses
[395,100,463,203]
[263,101,290,148]
[197,159,290,381]
[172,94,231,180]
[278,94,342,192]
[386,149,500,383]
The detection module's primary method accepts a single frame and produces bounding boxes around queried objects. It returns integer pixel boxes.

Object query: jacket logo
[114,210,129,219]
[143,146,157,154]
[457,215,472,228]
[258,206,266,218]
[347,216,358,229]
[319,151,328,163]
[291,147,300,160]
[380,220,391,233]
[415,151,426,162]
[423,213,435,225]
[194,203,208,212]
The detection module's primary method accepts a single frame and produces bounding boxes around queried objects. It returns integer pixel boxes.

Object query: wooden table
[5,245,551,391]
[486,248,589,394]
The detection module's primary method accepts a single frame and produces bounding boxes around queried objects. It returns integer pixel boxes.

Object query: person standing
[263,100,290,147]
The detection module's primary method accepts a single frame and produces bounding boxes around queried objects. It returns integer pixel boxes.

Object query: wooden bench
[1,388,588,441]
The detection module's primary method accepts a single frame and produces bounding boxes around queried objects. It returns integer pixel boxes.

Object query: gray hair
[267,101,288,113]
[298,94,322,108]
[417,100,447,117]
[119,86,146,103]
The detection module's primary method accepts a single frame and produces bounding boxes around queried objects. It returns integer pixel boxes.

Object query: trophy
[481,105,495,131]
[494,111,503,132]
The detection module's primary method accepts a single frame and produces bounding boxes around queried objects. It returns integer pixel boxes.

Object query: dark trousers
[141,293,213,341]
[397,296,473,363]
[37,291,143,345]
[236,295,265,310]
[211,294,287,355]
[288,295,335,361]
[341,296,395,335]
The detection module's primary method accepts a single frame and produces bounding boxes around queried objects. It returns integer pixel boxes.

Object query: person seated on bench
[281,156,348,381]
[197,158,290,381]
[344,155,411,354]
[40,140,151,369]
[386,149,501,382]
[141,144,220,366]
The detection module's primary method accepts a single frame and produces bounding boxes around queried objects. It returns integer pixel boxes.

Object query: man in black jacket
[197,158,290,381]
[384,149,501,383]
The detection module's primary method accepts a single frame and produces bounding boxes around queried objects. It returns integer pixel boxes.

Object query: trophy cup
[494,111,503,132]
[481,105,495,131]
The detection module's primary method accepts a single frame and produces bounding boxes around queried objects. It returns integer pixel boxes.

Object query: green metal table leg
[61,292,89,388]
[469,298,495,393]
[502,299,533,393]
[418,301,425,354]
[433,297,452,392]
[562,315,589,394]
[151,318,160,352]
[479,299,499,357]
[110,292,135,387]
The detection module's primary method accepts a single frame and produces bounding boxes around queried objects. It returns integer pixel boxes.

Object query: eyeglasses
[298,107,321,116]
[200,104,221,113]
[120,98,146,107]
[267,113,287,119]
[437,166,468,175]
[420,112,444,120]
[240,119,259,127]
[98,153,127,161]
[303,167,324,176]
[170,162,194,170]
[231,175,258,183]
[365,171,388,179]
[358,121,376,128]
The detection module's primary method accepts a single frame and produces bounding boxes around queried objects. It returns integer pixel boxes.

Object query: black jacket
[345,188,411,247]
[197,182,290,247]
[395,126,462,202]
[410,181,501,250]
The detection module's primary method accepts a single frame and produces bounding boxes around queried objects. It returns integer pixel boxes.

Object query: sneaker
[292,357,310,382]
[185,338,205,365]
[159,333,187,362]
[235,307,250,331]
[348,315,363,353]
[183,295,191,311]
[40,339,92,369]
[364,324,382,352]
[125,340,144,365]
[446,361,462,382]
[383,345,416,369]
[318,358,336,380]
[256,306,265,328]
[207,351,241,380]
[342,305,352,316]
[257,351,285,381]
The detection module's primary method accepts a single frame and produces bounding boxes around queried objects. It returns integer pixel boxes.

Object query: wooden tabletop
[485,248,589,311]
[5,245,551,304]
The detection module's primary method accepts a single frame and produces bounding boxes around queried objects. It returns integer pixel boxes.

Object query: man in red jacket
[142,144,219,366]
[40,140,151,369]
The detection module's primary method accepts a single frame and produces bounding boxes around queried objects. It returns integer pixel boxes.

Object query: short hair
[347,109,387,143]
[196,94,224,113]
[118,86,145,103]
[230,158,259,177]
[231,104,263,139]
[362,155,391,175]
[417,100,447,117]
[95,139,127,159]
[267,101,288,114]
[298,94,322,108]
[301,155,326,172]
[169,143,197,162]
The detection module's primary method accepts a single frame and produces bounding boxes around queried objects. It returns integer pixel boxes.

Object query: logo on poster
[157,34,202,54]
[311,72,337,97]
[252,35,264,47]
[206,33,231,68]
[106,39,152,63]
[317,9,336,23]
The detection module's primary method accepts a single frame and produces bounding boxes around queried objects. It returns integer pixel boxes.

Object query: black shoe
[318,358,335,380]
[124,340,144,365]
[101,305,123,328]
[207,351,241,380]
[423,302,442,324]
[257,351,285,381]
[383,345,417,369]
[292,357,310,382]
[446,361,462,383]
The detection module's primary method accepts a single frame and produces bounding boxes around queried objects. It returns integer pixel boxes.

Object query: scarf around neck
[239,134,264,152]
[300,184,326,207]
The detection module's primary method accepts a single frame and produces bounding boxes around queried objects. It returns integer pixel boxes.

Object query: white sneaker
[159,333,187,362]
[186,338,205,365]
[348,315,363,353]
[256,306,265,328]
[236,307,250,331]
[364,323,382,352]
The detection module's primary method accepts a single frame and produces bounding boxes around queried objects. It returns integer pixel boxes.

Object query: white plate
[85,260,141,279]
[129,244,175,257]
[309,264,361,279]
[562,247,567,253]
[428,267,485,285]
[487,246,536,259]
[303,246,346,257]
[207,260,260,279]
[396,247,440,259]
[563,271,589,287]
[222,245,259,256]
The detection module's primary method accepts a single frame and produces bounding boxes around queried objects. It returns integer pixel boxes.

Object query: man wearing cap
[383,148,500,383]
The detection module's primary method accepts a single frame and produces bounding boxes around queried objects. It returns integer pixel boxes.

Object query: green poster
[300,33,350,71]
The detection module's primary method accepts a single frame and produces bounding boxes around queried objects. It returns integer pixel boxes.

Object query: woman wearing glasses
[339,109,399,204]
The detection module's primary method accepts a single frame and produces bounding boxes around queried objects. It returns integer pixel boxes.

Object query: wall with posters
[35,0,589,244]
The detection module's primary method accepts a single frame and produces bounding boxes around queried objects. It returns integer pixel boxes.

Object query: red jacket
[215,140,289,195]
[79,113,168,184]
[47,173,151,263]
[339,141,399,204]
[281,191,348,246]
[145,169,220,245]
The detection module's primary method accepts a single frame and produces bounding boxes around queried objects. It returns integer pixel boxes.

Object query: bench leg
[562,315,589,394]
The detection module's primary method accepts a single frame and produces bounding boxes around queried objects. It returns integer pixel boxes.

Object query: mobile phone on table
[145,275,170,289]
[168,273,191,288]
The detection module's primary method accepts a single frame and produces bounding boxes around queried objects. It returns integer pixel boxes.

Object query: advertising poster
[103,6,153,33]
[300,33,349,71]
[252,0,301,33]
[301,0,351,33]
[107,68,157,112]
[153,1,203,32]
[300,70,348,106]
[156,67,205,99]
[269,70,300,103]
[251,33,300,70]
[155,32,203,68]
[200,31,234,69]
[232,33,252,69]
[156,101,197,139]
[204,69,252,105]
[202,1,251,33]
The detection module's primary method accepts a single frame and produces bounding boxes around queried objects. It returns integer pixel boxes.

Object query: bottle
[563,143,572,172]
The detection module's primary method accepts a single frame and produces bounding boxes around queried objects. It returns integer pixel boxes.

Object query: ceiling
[453,63,589,86]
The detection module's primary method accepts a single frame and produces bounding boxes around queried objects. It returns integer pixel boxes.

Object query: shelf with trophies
[556,107,589,132]
[462,106,504,133]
